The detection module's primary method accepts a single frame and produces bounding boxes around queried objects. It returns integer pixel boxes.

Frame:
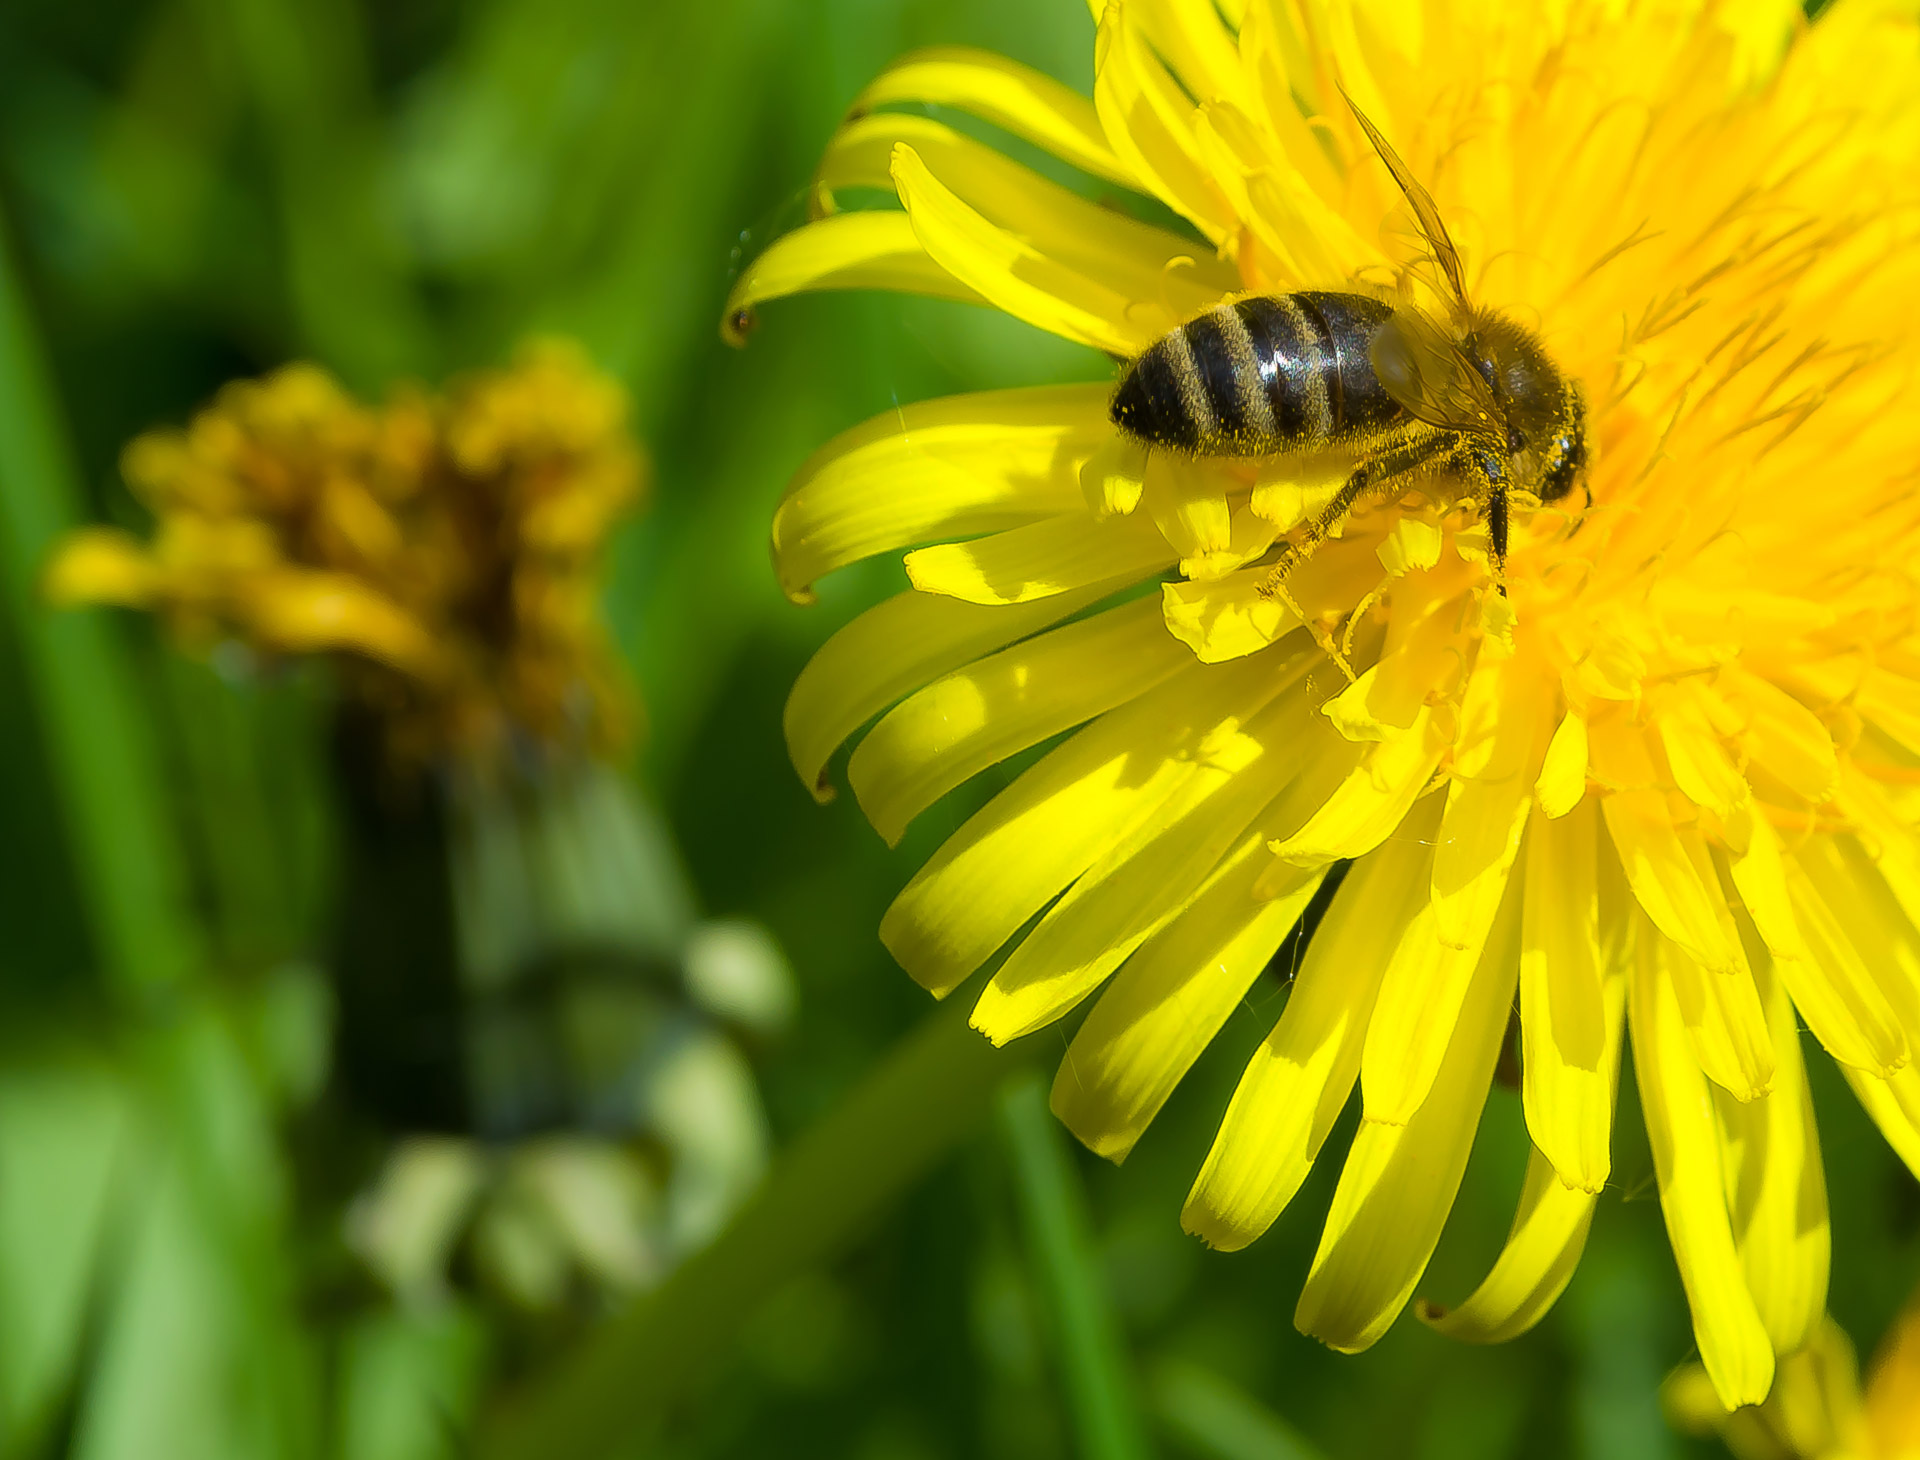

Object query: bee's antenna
[1339,87,1473,313]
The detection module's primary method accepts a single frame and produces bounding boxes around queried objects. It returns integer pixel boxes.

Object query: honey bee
[1110,99,1588,621]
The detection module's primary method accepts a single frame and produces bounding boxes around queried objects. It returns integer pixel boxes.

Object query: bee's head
[1533,382,1588,504]
[1472,319,1589,505]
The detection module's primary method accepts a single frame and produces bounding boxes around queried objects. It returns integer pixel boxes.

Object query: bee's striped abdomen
[1111,291,1404,455]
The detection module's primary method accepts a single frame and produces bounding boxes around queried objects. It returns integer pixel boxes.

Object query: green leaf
[999,1072,1153,1460]
[1150,1359,1327,1460]
[76,1007,313,1460]
[478,993,1039,1460]
[0,1056,129,1449]
[0,204,202,994]
[333,1309,487,1460]
[192,0,434,385]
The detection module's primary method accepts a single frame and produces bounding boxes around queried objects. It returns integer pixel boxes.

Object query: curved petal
[1434,649,1551,940]
[1843,1063,1920,1179]
[1657,695,1750,819]
[785,583,1120,798]
[1293,882,1520,1352]
[891,144,1172,355]
[1363,649,1543,1125]
[1051,854,1327,1161]
[1520,801,1627,1192]
[720,211,981,344]
[1601,798,1745,977]
[1321,568,1474,741]
[970,656,1317,1041]
[1079,434,1150,517]
[1713,956,1829,1359]
[1836,768,1920,936]
[241,570,441,675]
[1358,658,1547,1123]
[1858,667,1920,759]
[1126,0,1250,117]
[1140,453,1243,580]
[1592,716,1744,974]
[772,385,1107,602]
[850,594,1189,843]
[1779,857,1909,1076]
[1181,800,1442,1252]
[1727,669,1839,806]
[1726,806,1807,963]
[1358,890,1507,1129]
[42,529,162,606]
[1161,540,1393,666]
[880,651,1280,995]
[904,509,1176,605]
[1416,1145,1598,1344]
[1270,707,1450,867]
[1161,572,1301,664]
[1795,835,1920,1041]
[817,114,1234,312]
[847,47,1135,188]
[1661,935,1775,1104]
[1093,4,1236,242]
[1631,916,1776,1411]
[1534,709,1589,819]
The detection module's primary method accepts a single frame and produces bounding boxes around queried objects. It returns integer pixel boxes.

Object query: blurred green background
[0,0,1913,1457]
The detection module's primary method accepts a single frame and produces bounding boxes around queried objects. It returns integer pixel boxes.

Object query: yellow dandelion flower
[47,340,644,768]
[728,0,1920,1405]
[1668,1299,1920,1459]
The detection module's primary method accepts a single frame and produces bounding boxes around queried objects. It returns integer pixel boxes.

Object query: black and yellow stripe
[1111,291,1405,456]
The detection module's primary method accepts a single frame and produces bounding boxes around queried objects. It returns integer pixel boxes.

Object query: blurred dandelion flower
[733,0,1920,1402]
[48,343,790,1311]
[47,339,642,769]
[1668,1301,1920,1459]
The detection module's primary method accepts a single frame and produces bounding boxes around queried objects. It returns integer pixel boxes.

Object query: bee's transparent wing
[1369,309,1503,436]
[1344,92,1472,312]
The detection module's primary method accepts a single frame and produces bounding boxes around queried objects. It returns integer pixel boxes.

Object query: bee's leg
[1456,440,1512,596]
[1260,431,1455,588]
[1340,582,1386,664]
[1261,531,1359,682]
[1261,577,1342,678]
[1487,481,1510,596]
[1257,431,1454,677]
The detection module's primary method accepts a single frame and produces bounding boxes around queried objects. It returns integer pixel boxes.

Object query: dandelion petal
[1416,1145,1598,1345]
[1631,920,1775,1410]
[1052,854,1326,1161]
[1294,891,1520,1352]
[1182,827,1435,1251]
[1713,958,1829,1358]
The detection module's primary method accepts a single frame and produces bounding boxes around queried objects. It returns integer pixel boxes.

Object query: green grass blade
[0,209,202,994]
[195,0,433,386]
[0,1055,130,1447]
[999,1072,1153,1460]
[479,995,1037,1460]
[78,1007,313,1460]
